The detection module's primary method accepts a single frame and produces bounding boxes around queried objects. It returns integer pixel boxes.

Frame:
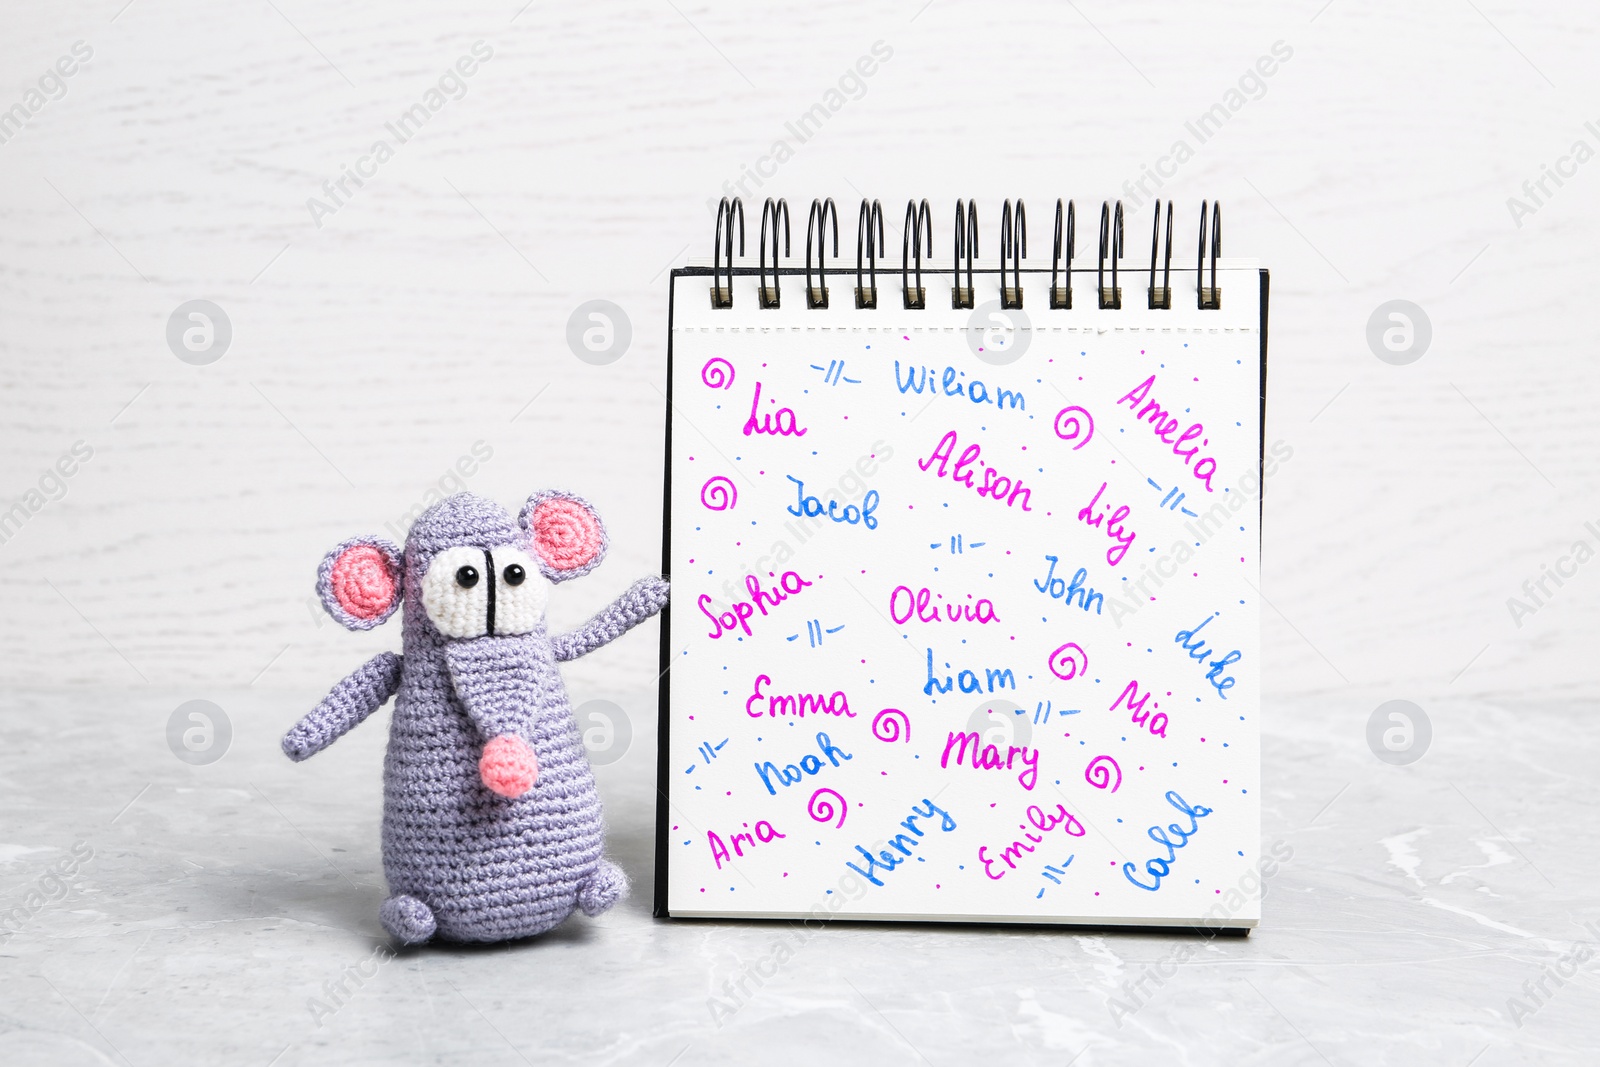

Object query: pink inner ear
[530,498,603,572]
[330,545,397,620]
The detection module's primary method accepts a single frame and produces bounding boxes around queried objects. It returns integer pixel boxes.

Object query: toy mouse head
[315,489,608,638]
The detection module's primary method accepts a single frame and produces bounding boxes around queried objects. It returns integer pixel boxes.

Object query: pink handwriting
[743,381,808,438]
[917,430,1033,510]
[1117,374,1219,492]
[978,802,1087,880]
[745,674,854,719]
[889,585,1001,626]
[707,820,786,870]
[939,730,1039,791]
[1077,482,1137,566]
[698,571,815,640]
[1111,678,1169,738]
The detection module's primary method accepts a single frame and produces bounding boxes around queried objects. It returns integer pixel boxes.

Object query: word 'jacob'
[786,475,879,529]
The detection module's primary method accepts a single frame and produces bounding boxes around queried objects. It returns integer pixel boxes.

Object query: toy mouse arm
[282,652,403,761]
[551,576,669,662]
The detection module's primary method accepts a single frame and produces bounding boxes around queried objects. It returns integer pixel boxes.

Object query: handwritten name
[1117,374,1219,492]
[1077,482,1137,567]
[699,571,814,640]
[753,731,853,795]
[893,361,1026,412]
[940,730,1040,791]
[923,648,1017,697]
[743,381,808,438]
[890,586,1000,625]
[1175,614,1240,698]
[707,820,786,870]
[745,674,854,719]
[1110,678,1169,738]
[978,802,1087,880]
[786,475,880,529]
[1123,791,1213,891]
[844,798,958,887]
[1033,556,1105,614]
[918,430,1033,511]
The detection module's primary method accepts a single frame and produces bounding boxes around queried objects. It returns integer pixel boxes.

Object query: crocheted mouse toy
[281,490,669,944]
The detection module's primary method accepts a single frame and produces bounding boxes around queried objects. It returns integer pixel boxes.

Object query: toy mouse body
[281,491,668,944]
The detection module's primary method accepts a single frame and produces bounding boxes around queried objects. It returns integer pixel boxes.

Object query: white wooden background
[2,0,1597,712]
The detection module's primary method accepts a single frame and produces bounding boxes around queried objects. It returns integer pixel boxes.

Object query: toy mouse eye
[488,546,547,636]
[422,547,493,638]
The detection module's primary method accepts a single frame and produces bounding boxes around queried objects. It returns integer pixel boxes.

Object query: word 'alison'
[699,571,814,639]
[1117,374,1220,492]
[918,430,1033,510]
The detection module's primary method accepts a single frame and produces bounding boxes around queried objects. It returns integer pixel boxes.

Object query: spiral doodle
[1047,642,1088,682]
[700,357,736,390]
[699,476,737,512]
[1053,405,1095,450]
[807,787,848,828]
[871,708,911,743]
[1085,755,1122,793]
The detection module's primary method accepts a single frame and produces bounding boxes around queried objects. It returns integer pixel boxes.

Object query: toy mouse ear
[317,537,404,630]
[518,489,607,582]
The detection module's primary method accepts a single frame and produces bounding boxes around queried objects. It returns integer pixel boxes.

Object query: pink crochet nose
[479,735,538,798]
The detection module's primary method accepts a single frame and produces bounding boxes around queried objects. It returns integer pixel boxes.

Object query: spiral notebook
[655,197,1267,931]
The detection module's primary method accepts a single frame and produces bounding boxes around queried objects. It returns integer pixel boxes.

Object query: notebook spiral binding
[710,196,1224,313]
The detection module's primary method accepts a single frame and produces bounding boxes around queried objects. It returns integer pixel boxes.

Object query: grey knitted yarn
[283,492,668,944]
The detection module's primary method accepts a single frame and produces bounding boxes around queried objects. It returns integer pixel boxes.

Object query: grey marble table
[0,685,1591,1066]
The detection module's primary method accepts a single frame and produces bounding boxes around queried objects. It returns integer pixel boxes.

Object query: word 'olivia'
[745,674,854,719]
[699,571,814,639]
[918,430,1033,510]
[1117,375,1219,492]
[707,821,786,870]
[940,730,1040,791]
[890,586,1000,625]
[978,802,1086,880]
[1124,791,1213,891]
[844,798,958,887]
